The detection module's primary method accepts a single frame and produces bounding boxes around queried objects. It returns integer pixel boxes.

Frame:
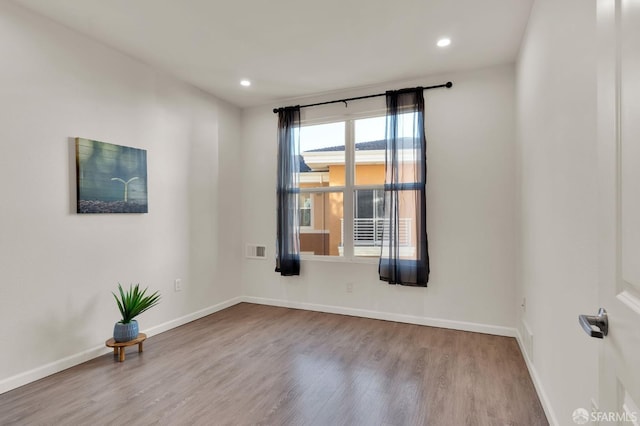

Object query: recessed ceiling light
[240,79,251,87]
[437,38,451,48]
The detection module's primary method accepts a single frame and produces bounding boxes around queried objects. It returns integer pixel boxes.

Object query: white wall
[0,1,242,390]
[516,0,598,423]
[241,64,518,333]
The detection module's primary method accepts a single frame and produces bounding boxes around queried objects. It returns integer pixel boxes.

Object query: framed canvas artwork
[75,138,148,213]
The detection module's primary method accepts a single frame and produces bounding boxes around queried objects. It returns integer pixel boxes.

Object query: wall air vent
[246,244,267,260]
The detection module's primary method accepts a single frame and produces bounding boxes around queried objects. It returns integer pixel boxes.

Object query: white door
[595,0,640,423]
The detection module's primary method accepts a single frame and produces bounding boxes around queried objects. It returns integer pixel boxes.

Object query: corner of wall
[514,328,559,425]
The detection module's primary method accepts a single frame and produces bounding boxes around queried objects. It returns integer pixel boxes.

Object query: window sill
[300,255,379,265]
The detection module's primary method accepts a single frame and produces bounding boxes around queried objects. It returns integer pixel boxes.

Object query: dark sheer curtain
[379,88,430,286]
[275,107,301,276]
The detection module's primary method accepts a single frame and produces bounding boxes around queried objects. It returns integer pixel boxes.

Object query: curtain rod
[272,81,452,114]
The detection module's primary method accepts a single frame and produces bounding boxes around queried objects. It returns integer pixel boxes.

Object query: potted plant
[112,283,161,342]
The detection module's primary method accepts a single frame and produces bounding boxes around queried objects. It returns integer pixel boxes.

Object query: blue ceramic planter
[113,320,139,342]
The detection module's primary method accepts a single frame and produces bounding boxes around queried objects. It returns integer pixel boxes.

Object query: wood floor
[0,303,547,426]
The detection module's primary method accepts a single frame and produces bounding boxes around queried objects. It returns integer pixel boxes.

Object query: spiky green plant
[113,283,161,324]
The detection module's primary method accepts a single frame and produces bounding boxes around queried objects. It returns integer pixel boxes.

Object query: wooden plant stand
[105,333,147,362]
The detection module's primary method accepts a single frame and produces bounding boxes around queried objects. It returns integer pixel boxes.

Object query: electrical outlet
[174,279,183,292]
[346,283,354,293]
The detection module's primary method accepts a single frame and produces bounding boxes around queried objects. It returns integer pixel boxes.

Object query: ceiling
[12,0,533,108]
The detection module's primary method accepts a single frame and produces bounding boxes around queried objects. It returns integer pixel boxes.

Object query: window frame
[298,110,387,263]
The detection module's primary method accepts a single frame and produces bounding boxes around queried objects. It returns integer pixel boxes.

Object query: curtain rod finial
[446,82,453,88]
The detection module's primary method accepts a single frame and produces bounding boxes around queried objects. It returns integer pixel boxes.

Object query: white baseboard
[143,296,243,337]
[515,329,559,426]
[0,344,113,396]
[242,296,517,337]
[0,296,244,395]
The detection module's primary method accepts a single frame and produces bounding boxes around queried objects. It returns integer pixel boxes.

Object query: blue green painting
[76,138,148,213]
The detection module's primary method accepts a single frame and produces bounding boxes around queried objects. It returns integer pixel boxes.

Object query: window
[353,189,385,251]
[298,193,312,228]
[278,90,428,283]
[297,116,388,258]
[355,189,384,220]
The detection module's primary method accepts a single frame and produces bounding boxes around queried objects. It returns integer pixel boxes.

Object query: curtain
[275,107,301,276]
[379,88,430,286]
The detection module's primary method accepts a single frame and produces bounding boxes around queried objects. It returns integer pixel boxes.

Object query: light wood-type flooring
[0,303,548,425]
